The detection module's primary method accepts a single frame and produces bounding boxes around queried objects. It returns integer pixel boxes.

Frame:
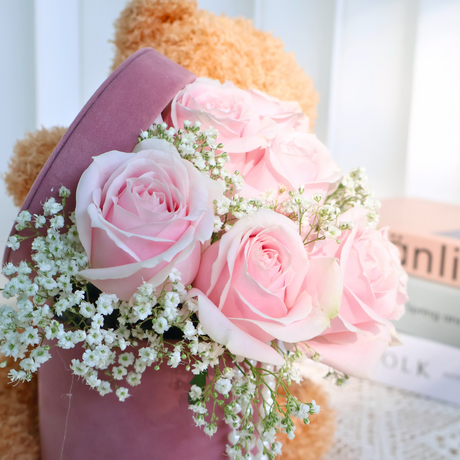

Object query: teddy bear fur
[2,1,335,458]
[4,126,67,207]
[0,355,334,460]
[0,359,40,460]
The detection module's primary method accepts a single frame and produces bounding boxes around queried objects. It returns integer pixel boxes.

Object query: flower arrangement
[1,77,407,459]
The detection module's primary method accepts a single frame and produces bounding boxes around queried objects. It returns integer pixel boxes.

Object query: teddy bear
[1,1,336,459]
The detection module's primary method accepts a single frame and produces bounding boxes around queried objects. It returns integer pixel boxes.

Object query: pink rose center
[257,246,280,270]
[119,176,179,215]
[246,234,288,294]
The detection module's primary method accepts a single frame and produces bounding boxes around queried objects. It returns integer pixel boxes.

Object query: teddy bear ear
[3,47,196,268]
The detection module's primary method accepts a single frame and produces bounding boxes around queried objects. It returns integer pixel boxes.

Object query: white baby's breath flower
[189,384,202,401]
[189,401,207,414]
[134,360,147,374]
[152,316,169,334]
[183,321,196,339]
[58,331,77,349]
[138,347,157,365]
[132,302,152,321]
[216,196,231,215]
[50,215,65,229]
[97,380,112,396]
[30,347,51,364]
[16,210,32,227]
[204,423,217,437]
[59,185,71,198]
[20,358,39,373]
[82,349,100,368]
[323,225,341,240]
[34,215,47,229]
[167,350,181,368]
[287,366,302,385]
[192,361,208,375]
[9,369,28,383]
[116,387,130,402]
[70,359,88,377]
[94,345,112,366]
[19,326,40,346]
[126,371,142,386]
[43,198,63,216]
[137,282,154,298]
[293,403,310,420]
[168,268,182,282]
[96,293,118,315]
[86,373,101,389]
[103,330,116,345]
[311,400,320,414]
[215,378,232,395]
[44,321,64,340]
[6,236,20,251]
[185,298,198,313]
[91,313,104,329]
[117,337,129,351]
[72,330,86,344]
[164,291,180,308]
[112,365,128,380]
[2,262,16,276]
[213,216,223,232]
[118,352,135,367]
[86,328,103,347]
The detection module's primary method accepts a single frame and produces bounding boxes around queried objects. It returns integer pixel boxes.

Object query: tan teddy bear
[2,1,335,459]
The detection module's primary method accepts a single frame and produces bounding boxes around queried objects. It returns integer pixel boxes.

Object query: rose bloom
[305,209,408,378]
[75,138,223,300]
[169,77,264,155]
[241,131,343,198]
[167,77,310,175]
[191,209,343,365]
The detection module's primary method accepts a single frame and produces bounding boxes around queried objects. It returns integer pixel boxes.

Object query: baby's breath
[326,167,381,227]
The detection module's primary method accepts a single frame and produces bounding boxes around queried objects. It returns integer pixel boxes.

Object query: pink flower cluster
[167,78,342,199]
[75,78,407,378]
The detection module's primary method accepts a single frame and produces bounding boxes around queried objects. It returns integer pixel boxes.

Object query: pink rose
[241,131,343,198]
[192,209,343,365]
[247,89,309,133]
[75,138,223,300]
[169,77,264,156]
[306,210,408,378]
[167,78,311,177]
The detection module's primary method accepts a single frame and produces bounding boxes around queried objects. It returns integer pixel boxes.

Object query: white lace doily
[299,361,460,460]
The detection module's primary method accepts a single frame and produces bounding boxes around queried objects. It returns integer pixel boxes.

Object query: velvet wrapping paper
[39,343,228,460]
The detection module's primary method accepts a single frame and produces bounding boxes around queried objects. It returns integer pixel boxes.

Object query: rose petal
[304,321,393,379]
[75,151,133,256]
[189,288,285,366]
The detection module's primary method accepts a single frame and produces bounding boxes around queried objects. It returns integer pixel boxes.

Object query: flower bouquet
[1,49,407,460]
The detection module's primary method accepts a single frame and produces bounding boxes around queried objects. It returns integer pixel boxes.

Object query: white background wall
[1,0,460,249]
